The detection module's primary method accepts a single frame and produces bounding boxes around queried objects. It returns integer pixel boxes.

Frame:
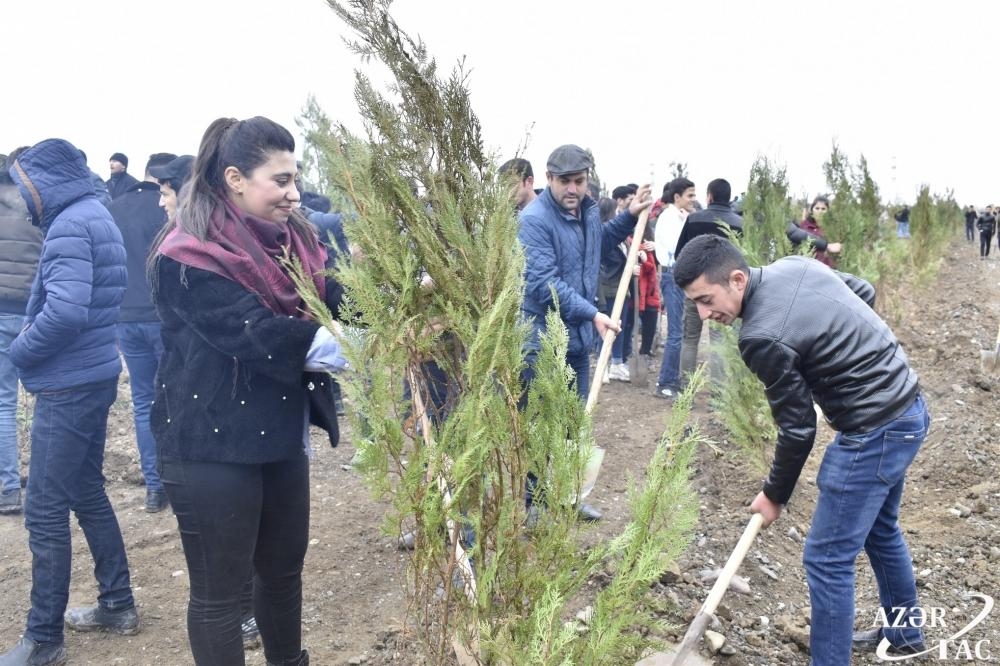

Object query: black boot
[0,637,67,666]
[267,649,308,666]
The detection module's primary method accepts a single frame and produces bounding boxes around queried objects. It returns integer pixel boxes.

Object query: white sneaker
[608,363,631,382]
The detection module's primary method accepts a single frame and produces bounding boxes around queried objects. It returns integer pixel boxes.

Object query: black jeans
[981,231,993,257]
[638,306,659,356]
[161,455,310,665]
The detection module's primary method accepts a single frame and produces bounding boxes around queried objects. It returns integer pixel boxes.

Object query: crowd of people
[0,127,974,665]
[966,204,998,258]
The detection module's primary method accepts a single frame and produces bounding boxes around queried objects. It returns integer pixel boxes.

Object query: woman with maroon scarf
[149,117,345,666]
[790,195,842,267]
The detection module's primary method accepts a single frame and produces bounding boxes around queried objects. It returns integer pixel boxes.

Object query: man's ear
[730,269,748,291]
[223,165,244,195]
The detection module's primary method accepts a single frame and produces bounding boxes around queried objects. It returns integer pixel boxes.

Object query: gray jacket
[738,256,919,504]
[0,180,42,315]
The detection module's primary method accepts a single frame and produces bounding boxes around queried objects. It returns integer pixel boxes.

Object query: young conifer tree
[292,1,701,662]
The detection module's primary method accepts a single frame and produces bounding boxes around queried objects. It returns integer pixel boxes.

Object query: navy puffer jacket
[8,138,126,392]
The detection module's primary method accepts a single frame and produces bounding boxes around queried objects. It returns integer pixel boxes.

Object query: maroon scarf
[799,217,833,267]
[159,198,327,317]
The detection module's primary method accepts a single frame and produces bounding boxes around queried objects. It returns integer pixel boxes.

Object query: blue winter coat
[7,138,127,392]
[518,188,637,355]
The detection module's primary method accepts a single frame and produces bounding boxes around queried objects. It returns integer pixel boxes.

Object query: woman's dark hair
[176,116,315,244]
[808,195,830,220]
[598,196,617,222]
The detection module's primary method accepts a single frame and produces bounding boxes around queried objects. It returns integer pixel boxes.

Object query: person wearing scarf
[149,117,346,666]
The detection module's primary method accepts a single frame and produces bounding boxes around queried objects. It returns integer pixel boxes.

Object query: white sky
[5,0,998,205]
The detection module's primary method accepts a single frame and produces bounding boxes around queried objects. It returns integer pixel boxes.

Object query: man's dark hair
[145,152,177,175]
[707,178,731,204]
[665,177,695,204]
[499,158,533,181]
[673,235,749,289]
[611,184,637,200]
[301,191,332,213]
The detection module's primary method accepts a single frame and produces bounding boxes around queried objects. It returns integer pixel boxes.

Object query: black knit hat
[109,152,128,168]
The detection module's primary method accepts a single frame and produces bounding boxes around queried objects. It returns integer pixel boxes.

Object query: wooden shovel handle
[671,513,765,665]
[585,208,651,414]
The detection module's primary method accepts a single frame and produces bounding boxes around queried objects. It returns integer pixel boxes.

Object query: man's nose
[696,303,712,320]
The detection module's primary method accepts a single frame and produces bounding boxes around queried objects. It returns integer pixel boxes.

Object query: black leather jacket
[738,256,920,504]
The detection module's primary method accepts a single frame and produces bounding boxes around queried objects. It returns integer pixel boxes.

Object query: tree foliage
[296,1,701,662]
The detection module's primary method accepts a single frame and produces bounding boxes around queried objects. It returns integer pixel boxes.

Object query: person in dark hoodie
[0,153,43,516]
[107,152,176,513]
[1,139,138,666]
[106,152,139,200]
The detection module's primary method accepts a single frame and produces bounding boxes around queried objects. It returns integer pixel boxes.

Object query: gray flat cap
[546,144,593,176]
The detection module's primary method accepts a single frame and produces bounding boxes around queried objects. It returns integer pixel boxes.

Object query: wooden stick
[670,513,765,665]
[407,368,480,659]
[585,208,651,414]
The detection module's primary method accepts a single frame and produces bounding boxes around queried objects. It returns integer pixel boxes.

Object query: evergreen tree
[293,2,701,662]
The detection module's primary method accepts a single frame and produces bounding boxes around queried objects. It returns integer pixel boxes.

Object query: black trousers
[638,306,659,356]
[981,231,993,257]
[161,455,310,665]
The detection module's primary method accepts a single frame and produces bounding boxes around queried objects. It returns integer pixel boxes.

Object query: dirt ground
[1,237,998,665]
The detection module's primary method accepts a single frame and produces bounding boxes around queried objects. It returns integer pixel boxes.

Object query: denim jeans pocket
[876,428,925,486]
[836,432,868,450]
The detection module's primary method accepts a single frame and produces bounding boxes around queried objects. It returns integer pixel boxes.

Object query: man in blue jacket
[1,139,139,666]
[518,144,651,393]
[518,145,651,521]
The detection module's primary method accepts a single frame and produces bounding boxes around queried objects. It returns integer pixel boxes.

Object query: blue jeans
[25,378,134,644]
[117,322,164,492]
[896,221,910,238]
[602,296,633,363]
[656,268,683,389]
[804,394,929,665]
[0,314,24,495]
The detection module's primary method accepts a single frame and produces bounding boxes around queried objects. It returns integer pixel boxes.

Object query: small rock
[704,629,726,654]
[719,644,737,656]
[759,565,779,581]
[659,558,682,584]
[919,568,933,577]
[989,547,1000,560]
[787,527,803,543]
[951,384,964,393]
[347,656,367,665]
[784,625,811,651]
[758,615,770,629]
[172,570,186,577]
[954,504,972,518]
[575,606,593,625]
[340,464,352,471]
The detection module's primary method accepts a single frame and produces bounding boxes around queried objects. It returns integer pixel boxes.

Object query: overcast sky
[6,0,998,206]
